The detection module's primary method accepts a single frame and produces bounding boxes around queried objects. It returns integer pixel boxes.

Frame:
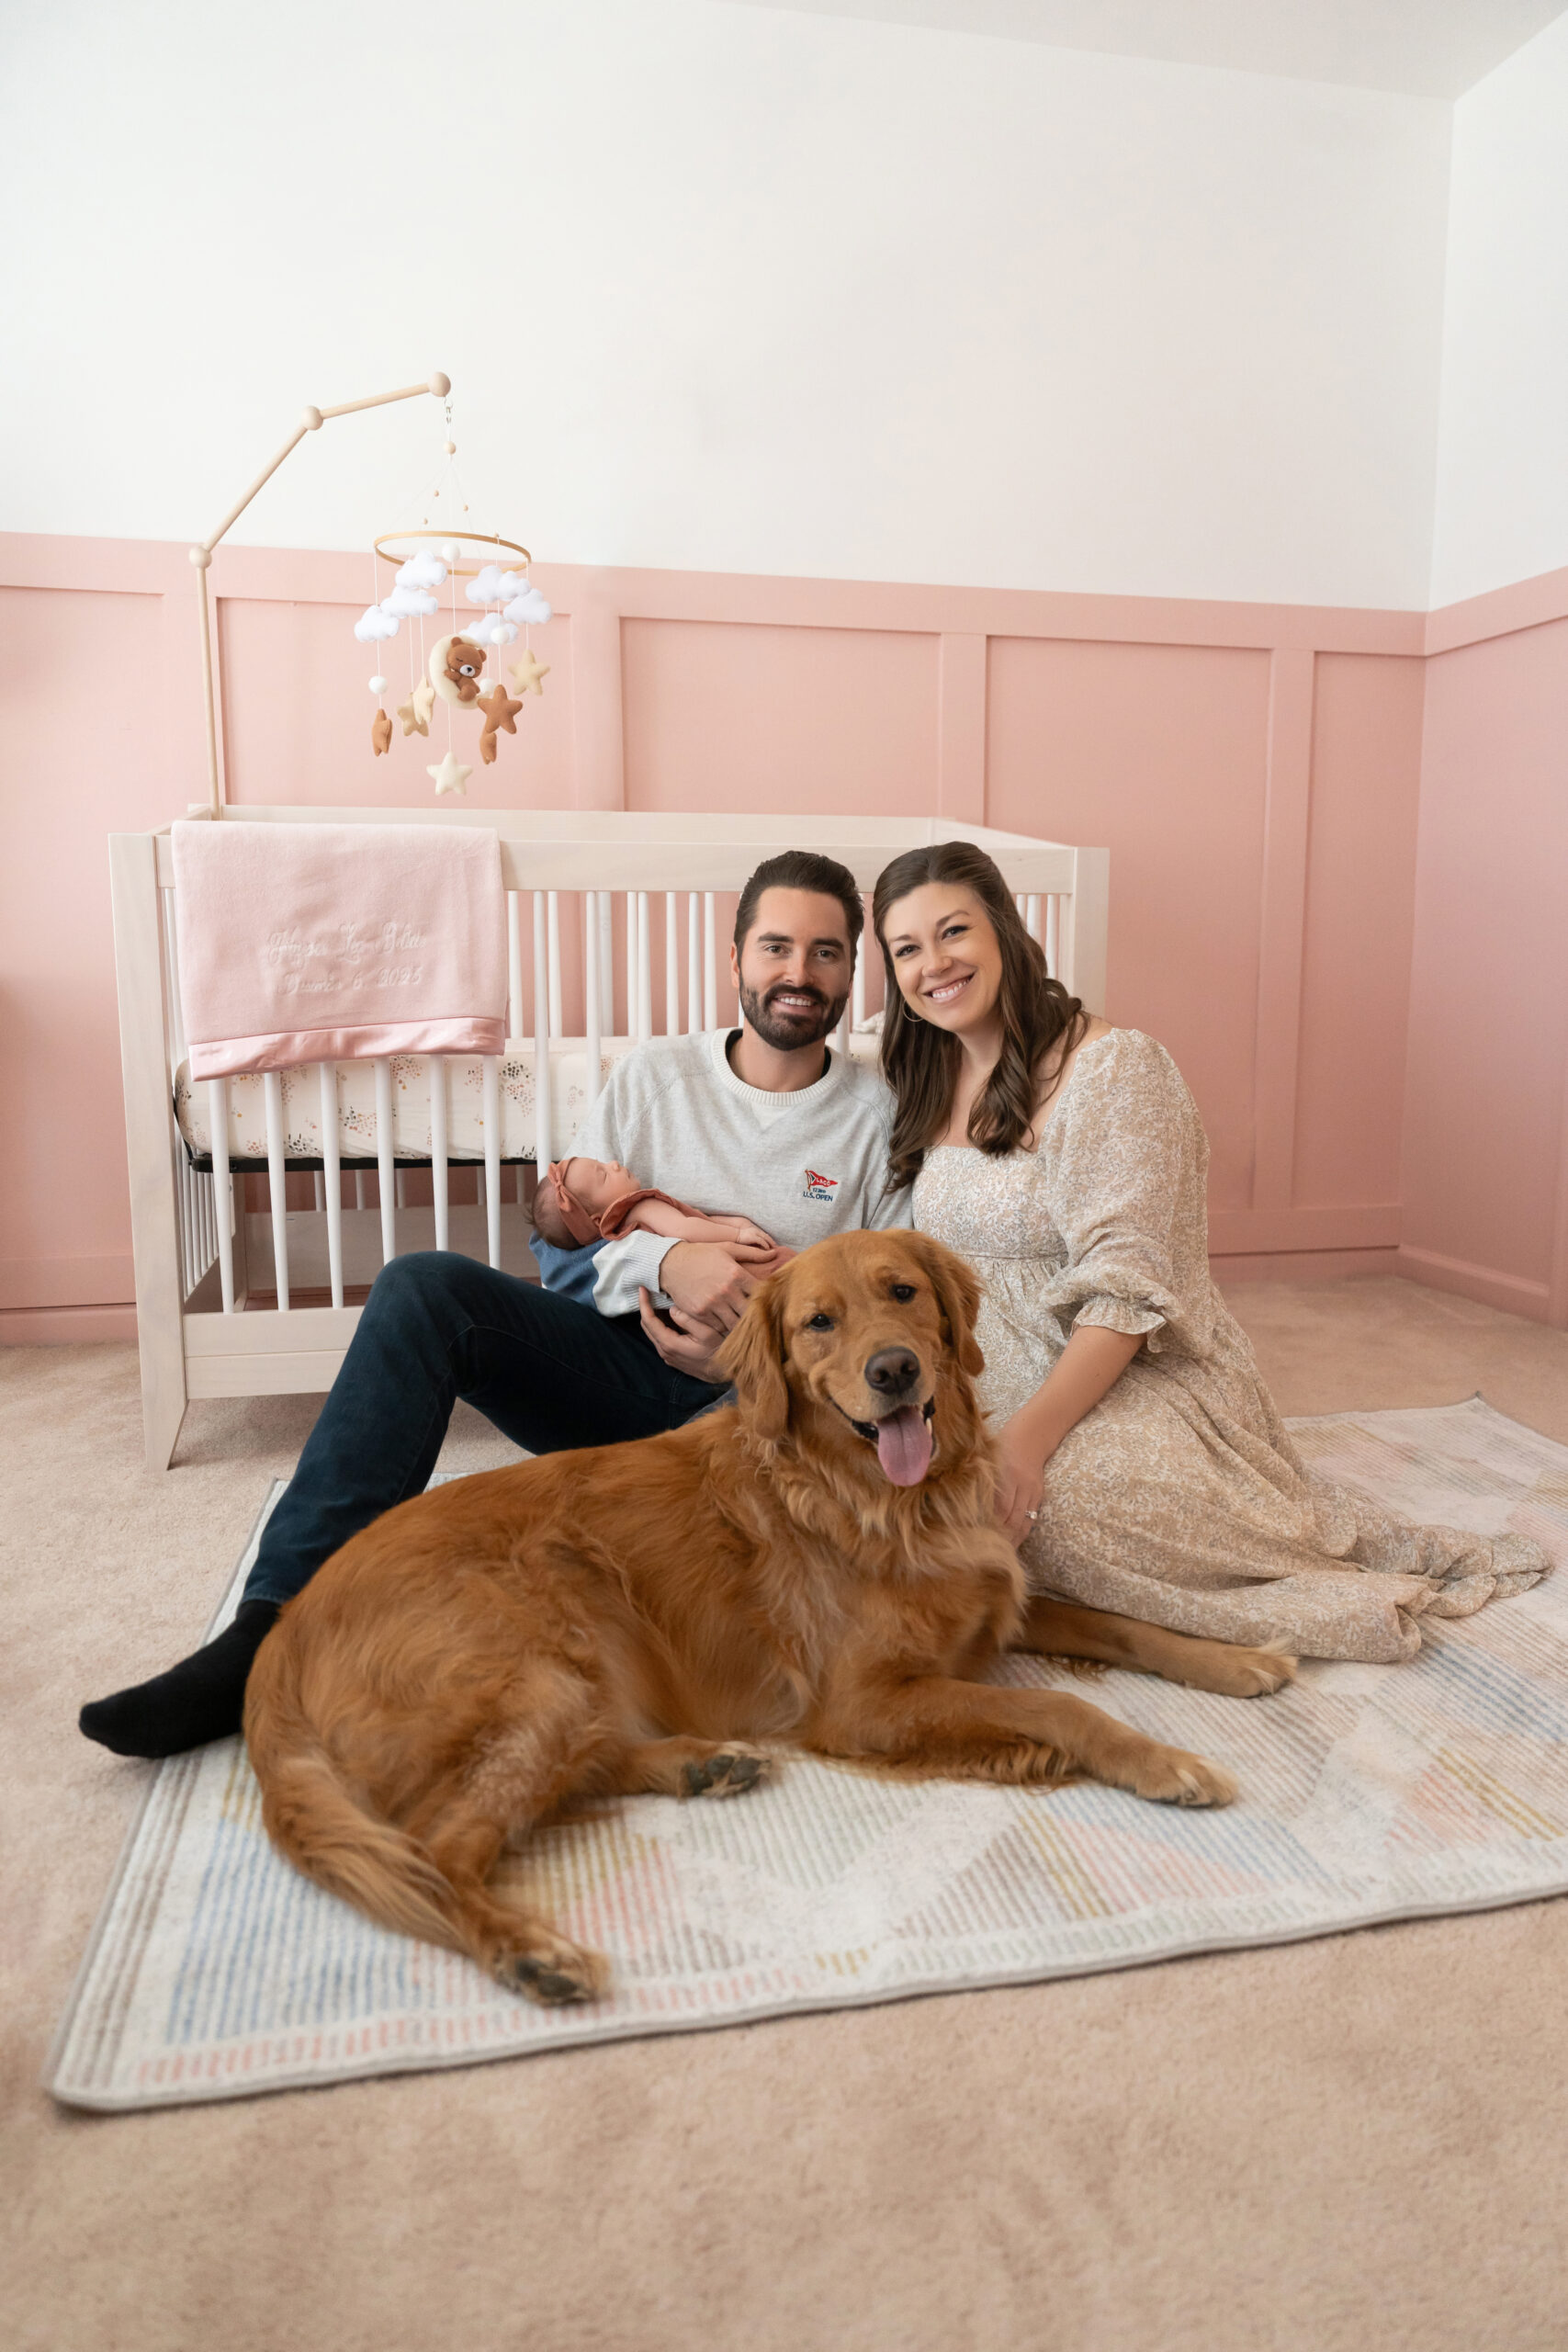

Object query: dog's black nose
[864,1347,920,1398]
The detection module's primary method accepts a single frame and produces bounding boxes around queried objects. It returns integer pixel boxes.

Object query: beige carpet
[6,1275,1568,2351]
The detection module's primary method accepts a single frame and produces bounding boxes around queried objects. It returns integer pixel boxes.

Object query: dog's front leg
[812,1668,1235,1808]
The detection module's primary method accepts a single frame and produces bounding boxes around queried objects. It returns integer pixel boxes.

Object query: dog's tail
[244,1638,458,1951]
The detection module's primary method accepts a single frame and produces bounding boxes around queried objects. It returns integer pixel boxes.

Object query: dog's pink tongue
[875,1405,932,1487]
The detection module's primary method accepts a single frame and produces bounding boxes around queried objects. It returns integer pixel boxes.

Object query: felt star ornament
[397,692,427,739]
[478,683,523,738]
[509,648,549,696]
[371,707,392,756]
[412,677,436,729]
[427,750,471,797]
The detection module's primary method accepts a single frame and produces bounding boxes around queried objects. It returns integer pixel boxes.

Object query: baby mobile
[354,397,551,795]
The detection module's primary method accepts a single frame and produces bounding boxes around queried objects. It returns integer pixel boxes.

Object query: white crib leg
[319,1062,344,1310]
[374,1057,396,1267]
[482,1056,502,1270]
[263,1069,290,1312]
[431,1055,449,1252]
[209,1076,235,1314]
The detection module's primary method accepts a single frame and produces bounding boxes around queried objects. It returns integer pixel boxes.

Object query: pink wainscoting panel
[217,596,577,810]
[1401,613,1568,1313]
[0,582,173,1317]
[984,636,1271,1212]
[621,618,940,817]
[1292,653,1424,1210]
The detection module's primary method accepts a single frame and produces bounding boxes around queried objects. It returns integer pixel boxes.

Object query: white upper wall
[1428,10,1568,607]
[1,0,1452,606]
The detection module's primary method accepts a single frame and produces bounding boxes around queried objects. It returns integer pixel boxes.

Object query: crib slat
[687,893,701,1035]
[263,1069,290,1312]
[374,1057,396,1267]
[624,891,636,1040]
[665,892,679,1038]
[312,1172,325,1213]
[547,891,562,1037]
[852,920,866,1033]
[482,1056,502,1270]
[1026,893,1042,945]
[534,889,553,1173]
[507,892,523,1041]
[318,1064,344,1308]
[637,891,652,1044]
[584,888,603,1104]
[703,894,717,1030]
[598,891,614,1036]
[430,1054,449,1252]
[1044,895,1059,978]
[354,1170,366,1211]
[395,1170,408,1210]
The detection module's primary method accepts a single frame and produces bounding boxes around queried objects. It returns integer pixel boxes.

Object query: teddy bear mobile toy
[353,398,551,796]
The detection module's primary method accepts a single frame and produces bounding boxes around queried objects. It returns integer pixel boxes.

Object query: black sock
[79,1599,281,1758]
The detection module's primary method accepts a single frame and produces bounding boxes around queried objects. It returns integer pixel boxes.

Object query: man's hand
[638,1289,730,1384]
[659,1241,760,1333]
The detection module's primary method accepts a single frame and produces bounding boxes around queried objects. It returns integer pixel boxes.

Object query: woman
[873,841,1547,1663]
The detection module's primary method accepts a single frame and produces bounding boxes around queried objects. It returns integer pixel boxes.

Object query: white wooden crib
[110,807,1109,1470]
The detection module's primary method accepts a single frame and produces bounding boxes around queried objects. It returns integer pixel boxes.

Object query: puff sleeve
[1036,1031,1216,1359]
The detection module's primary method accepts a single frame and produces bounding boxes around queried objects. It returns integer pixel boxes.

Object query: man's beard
[739,978,849,1053]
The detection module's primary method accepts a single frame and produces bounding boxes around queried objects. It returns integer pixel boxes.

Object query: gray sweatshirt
[569,1029,911,1316]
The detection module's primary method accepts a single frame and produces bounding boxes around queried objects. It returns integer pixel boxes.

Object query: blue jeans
[243,1253,724,1608]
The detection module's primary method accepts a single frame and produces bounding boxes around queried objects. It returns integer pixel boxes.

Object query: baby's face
[565,1157,637,1213]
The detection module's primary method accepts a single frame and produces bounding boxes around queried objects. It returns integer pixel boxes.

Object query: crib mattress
[174,1031,881,1166]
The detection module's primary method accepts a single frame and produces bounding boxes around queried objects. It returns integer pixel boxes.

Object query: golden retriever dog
[245,1231,1293,2005]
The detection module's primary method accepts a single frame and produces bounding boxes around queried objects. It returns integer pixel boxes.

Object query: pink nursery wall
[1398,569,1568,1325]
[0,529,1452,1344]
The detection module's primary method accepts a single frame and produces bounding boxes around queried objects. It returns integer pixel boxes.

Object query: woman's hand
[993,1414,1050,1546]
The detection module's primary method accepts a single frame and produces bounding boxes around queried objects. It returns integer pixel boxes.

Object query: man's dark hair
[733,851,864,957]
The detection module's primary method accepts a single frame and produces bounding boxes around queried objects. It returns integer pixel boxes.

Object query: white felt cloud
[380,585,440,618]
[493,570,530,602]
[354,604,400,642]
[396,553,448,589]
[465,563,508,606]
[503,587,552,627]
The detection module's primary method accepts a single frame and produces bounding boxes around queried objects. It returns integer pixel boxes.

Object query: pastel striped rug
[51,1400,1568,2111]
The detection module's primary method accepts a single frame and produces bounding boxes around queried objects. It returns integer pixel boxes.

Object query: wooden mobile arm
[189,370,451,819]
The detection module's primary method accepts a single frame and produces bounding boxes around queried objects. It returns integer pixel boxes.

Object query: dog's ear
[909,1234,985,1379]
[718,1273,792,1442]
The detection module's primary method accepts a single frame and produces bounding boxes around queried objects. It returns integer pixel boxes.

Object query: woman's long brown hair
[873,842,1087,1191]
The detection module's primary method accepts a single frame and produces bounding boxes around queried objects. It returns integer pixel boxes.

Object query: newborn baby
[533,1155,786,1266]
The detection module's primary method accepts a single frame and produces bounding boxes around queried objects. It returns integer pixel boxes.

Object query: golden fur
[244,1231,1293,2004]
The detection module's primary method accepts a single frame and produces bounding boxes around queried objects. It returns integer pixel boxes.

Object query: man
[81,851,908,1759]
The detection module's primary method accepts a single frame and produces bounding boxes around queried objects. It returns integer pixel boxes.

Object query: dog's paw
[1174,1637,1298,1699]
[1133,1747,1237,1808]
[496,1934,610,2006]
[680,1747,769,1801]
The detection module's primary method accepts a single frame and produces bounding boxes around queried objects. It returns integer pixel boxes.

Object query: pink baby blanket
[171,820,507,1080]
